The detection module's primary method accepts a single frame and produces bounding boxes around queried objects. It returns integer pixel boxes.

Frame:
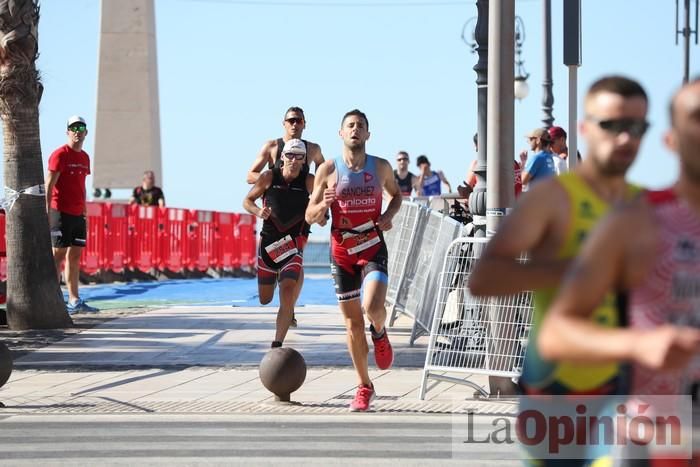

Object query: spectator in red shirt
[45,116,98,314]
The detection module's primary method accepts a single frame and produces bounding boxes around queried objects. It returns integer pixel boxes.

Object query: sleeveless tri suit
[329,155,388,302]
[521,172,641,395]
[616,188,700,462]
[394,170,415,196]
[519,173,640,465]
[420,171,442,196]
[257,167,310,284]
[628,189,700,398]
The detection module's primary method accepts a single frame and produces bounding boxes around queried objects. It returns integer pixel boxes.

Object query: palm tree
[0,1,71,329]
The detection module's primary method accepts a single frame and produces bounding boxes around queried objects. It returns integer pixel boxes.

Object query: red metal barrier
[186,210,215,272]
[127,204,159,272]
[214,212,239,270]
[0,202,256,292]
[160,207,187,272]
[80,202,105,275]
[103,203,128,273]
[237,213,257,269]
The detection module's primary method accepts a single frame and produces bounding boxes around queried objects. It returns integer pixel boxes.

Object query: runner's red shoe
[371,325,394,370]
[349,384,375,412]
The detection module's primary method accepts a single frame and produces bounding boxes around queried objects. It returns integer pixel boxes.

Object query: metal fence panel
[400,211,463,343]
[384,202,426,322]
[412,214,463,341]
[419,237,533,399]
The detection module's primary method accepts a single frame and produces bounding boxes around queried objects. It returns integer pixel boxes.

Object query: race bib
[342,220,381,255]
[264,235,298,263]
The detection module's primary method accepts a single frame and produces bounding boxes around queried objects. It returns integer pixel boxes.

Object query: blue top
[524,150,556,183]
[421,171,442,196]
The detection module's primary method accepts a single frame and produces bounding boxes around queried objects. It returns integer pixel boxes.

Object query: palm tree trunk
[0,1,71,329]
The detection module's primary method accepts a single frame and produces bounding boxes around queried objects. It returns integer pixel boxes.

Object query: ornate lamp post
[541,0,554,127]
[462,2,489,238]
[462,8,529,237]
[462,0,520,397]
[676,0,698,84]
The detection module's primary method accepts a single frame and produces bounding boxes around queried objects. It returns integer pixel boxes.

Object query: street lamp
[462,15,529,100]
[514,16,529,100]
[514,77,529,101]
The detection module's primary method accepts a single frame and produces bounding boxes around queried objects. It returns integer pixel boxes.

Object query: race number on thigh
[264,235,298,264]
[341,220,380,255]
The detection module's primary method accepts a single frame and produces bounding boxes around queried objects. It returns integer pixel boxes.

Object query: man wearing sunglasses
[538,77,700,464]
[246,107,325,327]
[45,116,99,314]
[244,139,315,348]
[469,76,648,464]
[393,151,421,196]
[246,107,325,184]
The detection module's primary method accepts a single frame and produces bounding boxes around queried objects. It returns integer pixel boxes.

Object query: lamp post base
[488,376,519,397]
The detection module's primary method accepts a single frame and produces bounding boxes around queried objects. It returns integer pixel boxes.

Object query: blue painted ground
[70,276,338,310]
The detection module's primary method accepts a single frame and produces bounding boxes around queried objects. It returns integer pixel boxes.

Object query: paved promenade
[0,305,519,465]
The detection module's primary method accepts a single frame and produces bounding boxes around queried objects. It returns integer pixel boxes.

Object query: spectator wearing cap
[246,107,324,184]
[416,155,451,196]
[130,170,166,207]
[45,115,99,314]
[548,125,583,175]
[521,127,556,188]
[548,125,568,175]
[243,138,315,346]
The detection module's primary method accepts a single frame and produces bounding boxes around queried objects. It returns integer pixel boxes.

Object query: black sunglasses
[285,117,303,125]
[587,117,649,138]
[396,158,408,162]
[283,152,305,160]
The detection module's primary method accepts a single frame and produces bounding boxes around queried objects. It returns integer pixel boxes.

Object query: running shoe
[66,298,99,314]
[371,325,394,370]
[349,384,375,412]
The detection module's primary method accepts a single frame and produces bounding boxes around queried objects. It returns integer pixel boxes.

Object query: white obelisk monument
[93,0,162,193]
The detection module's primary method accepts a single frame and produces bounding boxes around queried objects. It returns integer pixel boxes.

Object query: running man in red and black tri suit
[306,109,403,412]
[244,139,315,348]
[539,77,700,464]
[247,107,325,327]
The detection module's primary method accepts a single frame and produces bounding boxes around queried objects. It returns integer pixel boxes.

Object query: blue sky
[2,0,697,218]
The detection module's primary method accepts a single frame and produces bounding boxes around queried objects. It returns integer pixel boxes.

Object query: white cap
[282,138,306,155]
[67,115,86,128]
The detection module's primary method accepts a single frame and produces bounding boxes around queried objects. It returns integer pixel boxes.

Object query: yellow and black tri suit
[518,173,640,467]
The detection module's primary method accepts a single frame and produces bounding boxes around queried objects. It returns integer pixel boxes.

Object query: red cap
[548,126,566,139]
